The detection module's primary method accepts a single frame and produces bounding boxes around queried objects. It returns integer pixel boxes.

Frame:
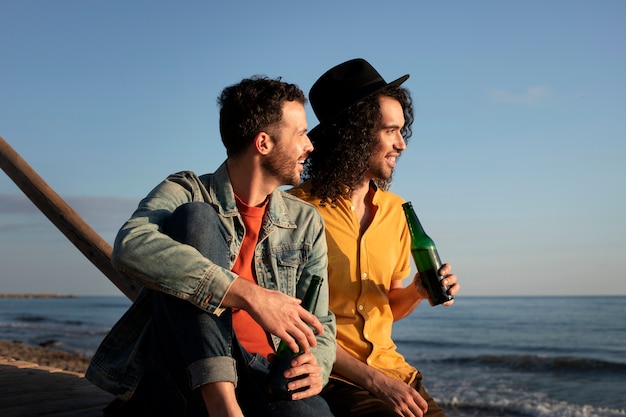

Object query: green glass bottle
[402,202,453,306]
[267,275,323,399]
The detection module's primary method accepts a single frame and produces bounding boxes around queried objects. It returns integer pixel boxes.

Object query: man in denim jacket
[86,77,336,417]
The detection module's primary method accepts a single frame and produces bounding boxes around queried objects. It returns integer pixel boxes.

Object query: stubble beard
[262,152,301,187]
[367,154,395,183]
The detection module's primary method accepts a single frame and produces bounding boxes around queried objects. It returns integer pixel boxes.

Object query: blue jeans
[119,202,333,417]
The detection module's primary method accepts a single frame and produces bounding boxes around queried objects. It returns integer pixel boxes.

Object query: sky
[1,1,624,297]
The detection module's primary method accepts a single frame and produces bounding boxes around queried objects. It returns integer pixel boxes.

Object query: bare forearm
[333,345,429,416]
[388,280,425,321]
[332,345,381,391]
[200,382,243,417]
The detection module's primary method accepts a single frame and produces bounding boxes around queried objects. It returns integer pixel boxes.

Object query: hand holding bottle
[226,278,322,353]
[413,263,458,307]
[267,275,324,399]
[272,351,325,400]
[403,202,455,306]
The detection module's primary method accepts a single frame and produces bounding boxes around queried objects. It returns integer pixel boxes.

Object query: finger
[290,384,320,400]
[285,353,318,376]
[281,307,318,353]
[442,274,457,286]
[287,372,318,390]
[289,374,323,400]
[276,321,305,353]
[284,355,318,379]
[293,313,321,351]
[442,277,458,306]
[443,277,459,296]
[409,393,429,417]
[280,333,301,354]
[285,322,314,353]
[300,309,324,336]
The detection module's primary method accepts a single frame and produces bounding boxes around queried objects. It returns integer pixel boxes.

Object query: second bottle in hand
[267,274,323,399]
[402,202,453,306]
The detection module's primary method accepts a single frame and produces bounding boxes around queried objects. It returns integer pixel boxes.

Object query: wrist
[413,275,428,300]
[223,276,257,310]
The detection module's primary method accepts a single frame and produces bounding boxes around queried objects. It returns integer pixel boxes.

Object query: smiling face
[365,95,407,182]
[262,100,313,187]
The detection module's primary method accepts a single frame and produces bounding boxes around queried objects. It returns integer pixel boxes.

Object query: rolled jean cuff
[188,356,238,390]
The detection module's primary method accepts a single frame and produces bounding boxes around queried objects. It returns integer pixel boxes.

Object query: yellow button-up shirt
[290,182,418,384]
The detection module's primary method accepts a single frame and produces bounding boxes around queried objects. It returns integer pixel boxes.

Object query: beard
[367,154,395,181]
[262,149,302,187]
[366,152,396,191]
[368,164,393,181]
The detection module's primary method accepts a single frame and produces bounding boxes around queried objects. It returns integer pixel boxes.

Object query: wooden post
[0,135,138,301]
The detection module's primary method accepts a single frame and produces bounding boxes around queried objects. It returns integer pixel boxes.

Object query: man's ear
[254,131,273,155]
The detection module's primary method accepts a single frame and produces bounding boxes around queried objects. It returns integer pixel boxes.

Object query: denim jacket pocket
[270,245,309,293]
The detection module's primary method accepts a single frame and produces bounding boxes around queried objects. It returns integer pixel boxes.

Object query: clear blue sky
[1,1,624,296]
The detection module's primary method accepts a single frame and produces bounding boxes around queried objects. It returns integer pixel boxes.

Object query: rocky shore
[0,339,90,374]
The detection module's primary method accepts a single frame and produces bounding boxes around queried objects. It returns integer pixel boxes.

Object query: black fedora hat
[309,58,409,134]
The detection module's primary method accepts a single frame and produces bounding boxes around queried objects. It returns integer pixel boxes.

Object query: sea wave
[438,354,626,374]
[15,313,86,326]
[397,336,624,360]
[440,395,626,417]
[15,314,46,322]
[0,319,110,335]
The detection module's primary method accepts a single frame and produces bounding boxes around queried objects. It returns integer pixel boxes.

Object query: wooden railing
[0,136,138,301]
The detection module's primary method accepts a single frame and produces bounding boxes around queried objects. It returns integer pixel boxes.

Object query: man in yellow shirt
[290,59,461,417]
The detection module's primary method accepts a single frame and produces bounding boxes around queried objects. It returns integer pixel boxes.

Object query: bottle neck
[402,202,426,235]
[300,275,323,312]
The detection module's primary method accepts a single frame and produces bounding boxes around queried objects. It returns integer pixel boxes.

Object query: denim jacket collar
[207,162,296,230]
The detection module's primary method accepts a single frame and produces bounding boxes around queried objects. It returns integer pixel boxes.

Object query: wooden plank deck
[0,358,113,417]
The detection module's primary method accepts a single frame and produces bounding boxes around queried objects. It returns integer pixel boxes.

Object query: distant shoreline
[0,294,78,299]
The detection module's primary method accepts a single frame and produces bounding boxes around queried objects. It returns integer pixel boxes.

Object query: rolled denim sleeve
[188,356,238,390]
[112,172,236,316]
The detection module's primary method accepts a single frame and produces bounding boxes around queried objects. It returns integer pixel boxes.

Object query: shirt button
[350,205,355,211]
[358,305,364,311]
[365,333,369,338]
[363,272,367,278]
[367,359,372,365]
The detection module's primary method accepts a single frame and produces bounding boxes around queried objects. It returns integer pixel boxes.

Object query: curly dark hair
[302,85,413,204]
[218,76,306,158]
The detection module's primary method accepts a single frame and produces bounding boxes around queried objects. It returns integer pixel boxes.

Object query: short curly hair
[302,85,413,204]
[218,76,306,158]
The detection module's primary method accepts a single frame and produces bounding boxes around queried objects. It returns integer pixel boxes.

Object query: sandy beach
[0,339,114,416]
[0,339,90,374]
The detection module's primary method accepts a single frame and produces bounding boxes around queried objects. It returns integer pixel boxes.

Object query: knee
[170,202,213,225]
[164,203,230,267]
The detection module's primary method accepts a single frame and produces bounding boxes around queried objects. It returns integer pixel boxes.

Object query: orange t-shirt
[231,195,274,358]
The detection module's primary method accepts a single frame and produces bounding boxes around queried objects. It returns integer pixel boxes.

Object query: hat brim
[308,73,410,138]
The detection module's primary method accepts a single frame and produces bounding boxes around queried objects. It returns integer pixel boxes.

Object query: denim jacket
[86,162,336,399]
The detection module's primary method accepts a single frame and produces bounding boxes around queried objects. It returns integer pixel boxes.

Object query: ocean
[0,295,624,417]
